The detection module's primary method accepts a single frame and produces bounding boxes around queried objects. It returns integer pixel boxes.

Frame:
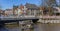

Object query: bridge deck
[0,16,39,23]
[0,16,60,23]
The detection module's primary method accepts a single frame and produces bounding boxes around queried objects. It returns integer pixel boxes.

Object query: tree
[40,0,56,15]
[41,0,56,7]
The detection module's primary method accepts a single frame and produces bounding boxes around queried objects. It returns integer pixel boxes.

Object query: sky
[0,0,42,10]
[0,0,59,10]
[56,0,60,5]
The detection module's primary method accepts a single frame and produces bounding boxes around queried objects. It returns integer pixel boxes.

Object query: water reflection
[0,27,8,31]
[0,22,60,31]
[0,26,19,31]
[0,22,19,31]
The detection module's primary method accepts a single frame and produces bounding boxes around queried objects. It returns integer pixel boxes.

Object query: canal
[0,22,60,31]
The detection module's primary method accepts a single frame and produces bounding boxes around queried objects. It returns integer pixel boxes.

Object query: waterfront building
[25,3,40,16]
[4,9,13,16]
[0,9,4,16]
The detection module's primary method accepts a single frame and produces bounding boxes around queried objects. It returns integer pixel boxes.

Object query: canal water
[0,22,60,31]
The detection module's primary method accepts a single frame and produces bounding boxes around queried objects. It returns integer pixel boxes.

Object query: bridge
[0,15,60,26]
[0,15,39,26]
[0,16,39,23]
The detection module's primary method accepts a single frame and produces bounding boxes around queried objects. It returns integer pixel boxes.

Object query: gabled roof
[25,3,40,10]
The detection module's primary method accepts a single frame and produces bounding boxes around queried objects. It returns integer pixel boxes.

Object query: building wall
[4,9,13,16]
[13,6,27,16]
[17,8,23,16]
[27,9,40,16]
[0,10,4,16]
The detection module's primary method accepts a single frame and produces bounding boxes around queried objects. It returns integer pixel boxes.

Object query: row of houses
[0,3,41,16]
[12,3,41,16]
[40,6,60,16]
[0,3,60,16]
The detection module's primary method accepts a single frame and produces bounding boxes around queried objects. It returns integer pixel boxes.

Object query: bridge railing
[0,15,39,20]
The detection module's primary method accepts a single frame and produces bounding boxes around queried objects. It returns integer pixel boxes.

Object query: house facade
[0,10,4,16]
[13,5,27,16]
[4,9,13,16]
[25,3,40,16]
